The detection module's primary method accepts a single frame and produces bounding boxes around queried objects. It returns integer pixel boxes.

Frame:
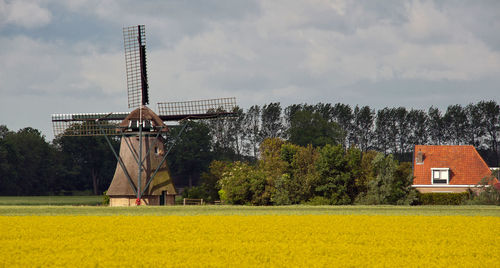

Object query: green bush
[417,192,470,205]
[304,196,333,206]
[102,191,110,206]
[182,186,205,199]
[466,176,500,205]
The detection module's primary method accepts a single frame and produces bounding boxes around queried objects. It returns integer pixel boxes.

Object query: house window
[431,168,449,184]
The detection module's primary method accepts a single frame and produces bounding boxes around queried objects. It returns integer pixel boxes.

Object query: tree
[243,105,262,158]
[407,109,428,147]
[374,108,396,154]
[394,107,410,155]
[314,144,355,204]
[167,121,213,187]
[205,110,237,159]
[0,127,19,195]
[183,160,229,202]
[427,107,444,145]
[344,146,363,199]
[0,125,12,139]
[275,143,319,204]
[257,138,287,204]
[226,107,246,158]
[477,100,499,166]
[355,150,378,195]
[331,103,353,147]
[288,109,343,147]
[218,161,253,205]
[465,103,484,148]
[443,104,468,145]
[356,153,417,205]
[54,133,118,195]
[260,102,283,139]
[352,106,374,151]
[1,128,58,195]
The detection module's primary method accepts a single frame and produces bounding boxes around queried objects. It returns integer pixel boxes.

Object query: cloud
[1,0,499,141]
[0,35,122,99]
[0,0,52,28]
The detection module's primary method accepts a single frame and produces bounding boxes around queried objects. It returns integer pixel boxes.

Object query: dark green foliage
[356,153,418,205]
[314,145,358,205]
[102,191,110,206]
[443,104,469,145]
[0,125,118,196]
[54,134,118,195]
[243,105,262,157]
[351,105,374,152]
[427,107,444,145]
[305,196,333,205]
[185,160,239,203]
[181,186,206,200]
[0,127,62,196]
[217,140,421,206]
[261,102,283,139]
[418,192,470,205]
[330,103,353,147]
[467,176,500,205]
[167,121,213,187]
[275,144,318,204]
[218,162,254,205]
[287,109,343,147]
[476,101,499,166]
[355,150,377,195]
[1,99,499,198]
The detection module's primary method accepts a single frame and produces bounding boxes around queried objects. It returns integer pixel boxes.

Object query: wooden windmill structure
[52,25,237,206]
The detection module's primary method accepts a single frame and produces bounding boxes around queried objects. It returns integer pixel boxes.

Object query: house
[412,145,497,193]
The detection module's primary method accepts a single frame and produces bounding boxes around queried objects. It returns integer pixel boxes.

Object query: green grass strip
[0,205,499,216]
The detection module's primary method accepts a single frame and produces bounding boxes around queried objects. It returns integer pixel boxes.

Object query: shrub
[417,192,470,205]
[356,153,418,205]
[102,191,109,206]
[315,144,354,205]
[182,186,205,199]
[304,196,332,206]
[467,176,500,205]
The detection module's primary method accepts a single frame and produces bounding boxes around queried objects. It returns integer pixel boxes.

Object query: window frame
[431,168,449,185]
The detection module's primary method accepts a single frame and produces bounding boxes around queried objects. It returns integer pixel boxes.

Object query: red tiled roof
[413,145,496,185]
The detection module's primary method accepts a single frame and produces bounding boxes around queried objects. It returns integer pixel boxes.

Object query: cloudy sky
[1,0,499,141]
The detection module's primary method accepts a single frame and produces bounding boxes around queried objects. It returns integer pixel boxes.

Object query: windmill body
[51,25,237,206]
[106,106,176,206]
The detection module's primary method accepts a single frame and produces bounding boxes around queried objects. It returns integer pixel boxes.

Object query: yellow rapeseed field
[0,215,498,267]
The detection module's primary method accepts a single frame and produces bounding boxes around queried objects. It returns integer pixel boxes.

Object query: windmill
[52,25,237,206]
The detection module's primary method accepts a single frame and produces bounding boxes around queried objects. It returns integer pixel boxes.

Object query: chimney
[416,150,424,164]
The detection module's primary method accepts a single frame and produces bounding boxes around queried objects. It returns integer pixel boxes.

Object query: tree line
[0,126,118,196]
[0,100,498,196]
[203,100,499,165]
[187,138,416,205]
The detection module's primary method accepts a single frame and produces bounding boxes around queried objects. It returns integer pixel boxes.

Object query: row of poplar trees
[171,100,499,191]
[0,100,498,196]
[197,100,499,163]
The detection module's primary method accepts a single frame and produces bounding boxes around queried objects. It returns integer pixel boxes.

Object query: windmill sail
[123,25,149,108]
[157,97,237,121]
[51,113,128,136]
[50,24,238,206]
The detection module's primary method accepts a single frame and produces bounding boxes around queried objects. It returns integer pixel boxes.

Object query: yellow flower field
[0,215,498,267]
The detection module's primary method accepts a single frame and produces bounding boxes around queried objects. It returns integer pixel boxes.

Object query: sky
[0,0,499,141]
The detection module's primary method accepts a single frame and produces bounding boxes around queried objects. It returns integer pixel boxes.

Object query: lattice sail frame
[157,97,237,120]
[123,25,148,108]
[51,113,128,136]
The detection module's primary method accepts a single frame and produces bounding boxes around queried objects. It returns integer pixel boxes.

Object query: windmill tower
[52,25,237,206]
